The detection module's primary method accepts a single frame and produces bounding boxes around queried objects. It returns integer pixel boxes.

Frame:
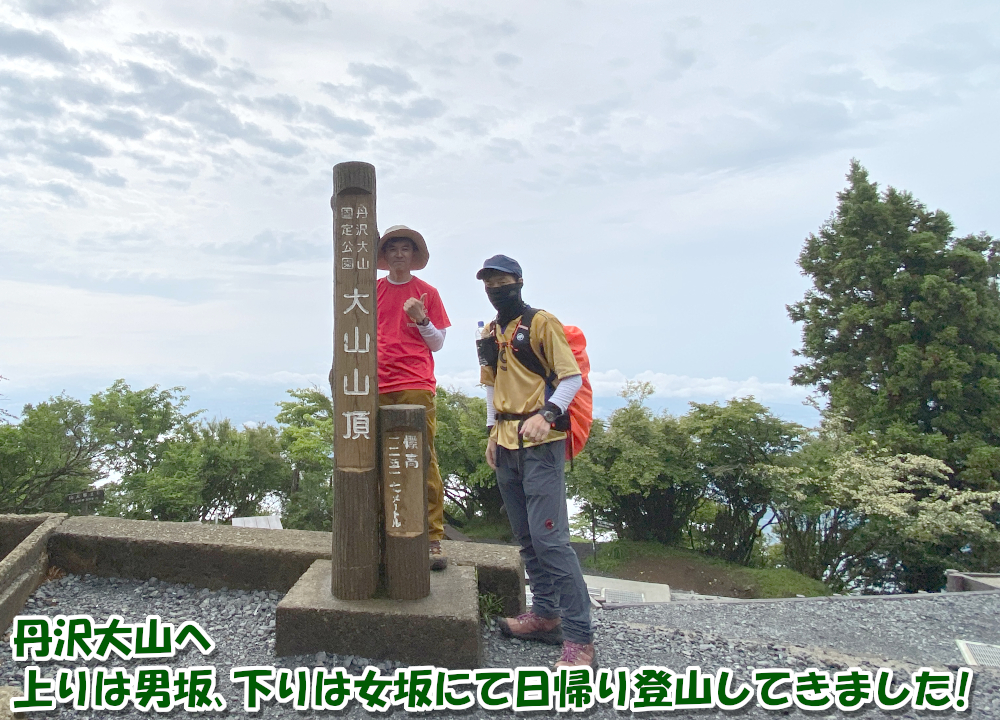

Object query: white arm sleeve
[548,374,582,413]
[417,321,446,352]
[486,384,496,427]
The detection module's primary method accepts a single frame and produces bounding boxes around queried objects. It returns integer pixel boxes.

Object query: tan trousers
[378,389,445,541]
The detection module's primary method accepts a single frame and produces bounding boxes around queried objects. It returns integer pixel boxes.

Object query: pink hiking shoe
[554,640,597,669]
[498,612,563,645]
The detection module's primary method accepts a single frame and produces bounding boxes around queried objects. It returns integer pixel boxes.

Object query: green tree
[773,415,1000,591]
[569,381,704,545]
[0,375,16,424]
[276,387,335,531]
[788,160,1000,491]
[106,420,292,522]
[683,397,803,565]
[89,379,198,477]
[197,421,291,521]
[104,436,202,521]
[434,387,499,524]
[1,380,295,523]
[0,395,99,513]
[770,417,860,586]
[1,381,195,515]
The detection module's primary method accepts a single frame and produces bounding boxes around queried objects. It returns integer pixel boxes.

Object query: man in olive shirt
[477,254,595,668]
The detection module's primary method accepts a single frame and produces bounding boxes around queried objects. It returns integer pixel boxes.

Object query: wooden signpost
[380,404,430,600]
[275,165,481,665]
[331,161,380,600]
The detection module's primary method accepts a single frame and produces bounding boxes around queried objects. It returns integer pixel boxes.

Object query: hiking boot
[554,640,597,669]
[498,612,563,645]
[429,540,448,571]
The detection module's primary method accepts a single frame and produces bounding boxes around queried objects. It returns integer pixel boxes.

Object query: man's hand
[404,293,428,324]
[520,414,552,444]
[486,437,497,469]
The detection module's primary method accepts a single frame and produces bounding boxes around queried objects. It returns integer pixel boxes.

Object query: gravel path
[3,574,998,718]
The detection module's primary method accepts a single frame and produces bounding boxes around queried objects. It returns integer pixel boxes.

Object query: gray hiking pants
[495,439,593,645]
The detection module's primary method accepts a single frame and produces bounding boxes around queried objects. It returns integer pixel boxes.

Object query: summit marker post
[225,160,503,666]
[331,161,380,600]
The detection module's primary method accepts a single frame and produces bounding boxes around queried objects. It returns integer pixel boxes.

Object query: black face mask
[487,282,525,325]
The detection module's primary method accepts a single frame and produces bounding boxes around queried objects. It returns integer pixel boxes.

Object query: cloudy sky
[1,0,998,428]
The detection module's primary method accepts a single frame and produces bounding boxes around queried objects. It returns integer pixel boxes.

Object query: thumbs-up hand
[404,293,428,324]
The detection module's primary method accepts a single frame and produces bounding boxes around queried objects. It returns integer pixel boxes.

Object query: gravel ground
[2,574,998,718]
[617,593,1000,669]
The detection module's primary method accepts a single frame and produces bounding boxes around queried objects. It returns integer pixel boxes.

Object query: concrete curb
[583,574,671,603]
[39,517,523,612]
[1,515,524,670]
[47,516,332,592]
[446,540,525,617]
[946,569,1000,592]
[1,514,54,560]
[0,513,67,634]
[604,587,1000,609]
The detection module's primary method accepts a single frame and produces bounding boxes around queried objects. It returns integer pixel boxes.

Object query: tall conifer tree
[789,161,1000,492]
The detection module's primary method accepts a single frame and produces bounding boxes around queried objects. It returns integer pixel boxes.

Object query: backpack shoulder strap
[509,307,557,389]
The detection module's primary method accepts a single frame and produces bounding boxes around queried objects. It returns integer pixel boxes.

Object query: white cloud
[257,0,331,25]
[437,368,810,406]
[18,0,106,20]
[0,1,996,426]
[589,370,811,405]
[436,369,485,396]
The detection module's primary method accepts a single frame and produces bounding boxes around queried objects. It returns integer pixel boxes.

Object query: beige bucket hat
[377,225,429,271]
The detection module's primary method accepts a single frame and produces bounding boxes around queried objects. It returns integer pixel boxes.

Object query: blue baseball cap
[476,254,523,280]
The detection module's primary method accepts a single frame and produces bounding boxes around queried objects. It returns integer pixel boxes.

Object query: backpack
[485,307,594,460]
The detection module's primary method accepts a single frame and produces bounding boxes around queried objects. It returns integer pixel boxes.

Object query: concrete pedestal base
[275,560,482,669]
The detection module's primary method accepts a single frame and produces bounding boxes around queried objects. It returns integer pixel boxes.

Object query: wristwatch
[539,406,558,425]
[417,317,430,327]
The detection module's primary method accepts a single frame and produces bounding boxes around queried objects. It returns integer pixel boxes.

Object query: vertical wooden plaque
[380,404,430,600]
[331,161,379,600]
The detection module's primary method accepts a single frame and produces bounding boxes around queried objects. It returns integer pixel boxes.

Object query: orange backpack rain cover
[562,325,593,459]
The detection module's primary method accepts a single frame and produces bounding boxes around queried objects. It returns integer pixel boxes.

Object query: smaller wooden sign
[66,489,104,504]
[379,404,430,600]
[382,431,425,538]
